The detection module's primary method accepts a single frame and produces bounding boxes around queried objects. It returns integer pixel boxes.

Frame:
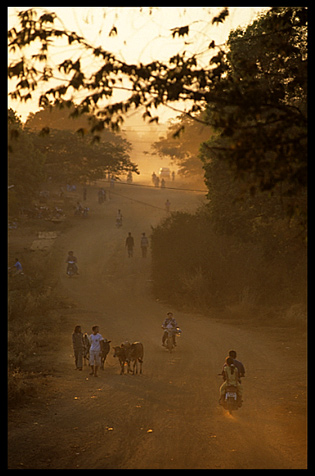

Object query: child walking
[89,325,104,377]
[72,325,84,371]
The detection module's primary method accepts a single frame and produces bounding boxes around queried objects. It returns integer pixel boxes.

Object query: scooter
[221,385,240,414]
[163,327,182,353]
[66,261,78,277]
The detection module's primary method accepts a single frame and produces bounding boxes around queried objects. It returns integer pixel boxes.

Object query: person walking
[72,325,84,371]
[88,325,104,377]
[140,232,149,258]
[13,258,23,275]
[125,232,134,258]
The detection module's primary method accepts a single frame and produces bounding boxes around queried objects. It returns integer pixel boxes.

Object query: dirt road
[8,182,307,469]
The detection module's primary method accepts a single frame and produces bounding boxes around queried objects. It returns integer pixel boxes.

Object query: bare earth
[8,183,307,469]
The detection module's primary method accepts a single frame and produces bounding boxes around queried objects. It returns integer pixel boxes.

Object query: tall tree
[8,108,46,214]
[152,113,212,178]
[201,7,307,226]
[8,7,307,220]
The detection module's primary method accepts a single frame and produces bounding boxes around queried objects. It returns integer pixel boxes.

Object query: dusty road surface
[8,182,307,469]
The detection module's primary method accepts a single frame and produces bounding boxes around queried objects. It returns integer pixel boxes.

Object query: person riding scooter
[66,251,79,275]
[222,349,245,381]
[162,312,178,347]
[219,357,243,406]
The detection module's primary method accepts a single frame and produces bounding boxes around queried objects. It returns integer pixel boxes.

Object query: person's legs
[94,353,101,377]
[77,351,83,370]
[219,381,227,404]
[162,331,167,346]
[89,351,96,375]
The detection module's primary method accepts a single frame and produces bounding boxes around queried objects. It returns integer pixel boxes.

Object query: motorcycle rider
[219,357,243,406]
[222,349,245,382]
[162,312,178,347]
[66,250,79,275]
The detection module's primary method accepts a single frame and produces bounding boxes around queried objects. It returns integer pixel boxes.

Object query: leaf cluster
[201,7,307,227]
[8,7,307,222]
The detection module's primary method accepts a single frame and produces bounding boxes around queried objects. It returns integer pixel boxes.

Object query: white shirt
[89,333,103,352]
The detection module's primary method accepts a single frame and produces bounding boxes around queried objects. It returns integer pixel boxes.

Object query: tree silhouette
[8,7,307,213]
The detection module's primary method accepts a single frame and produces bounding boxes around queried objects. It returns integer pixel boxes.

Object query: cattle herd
[83,335,144,375]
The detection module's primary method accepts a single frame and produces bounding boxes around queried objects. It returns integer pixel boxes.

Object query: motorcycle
[82,207,89,217]
[163,326,182,353]
[66,261,78,277]
[75,206,89,217]
[221,385,241,414]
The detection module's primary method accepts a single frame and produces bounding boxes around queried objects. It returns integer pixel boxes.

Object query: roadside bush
[150,207,307,315]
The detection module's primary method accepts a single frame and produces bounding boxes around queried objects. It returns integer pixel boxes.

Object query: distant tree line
[8,106,137,215]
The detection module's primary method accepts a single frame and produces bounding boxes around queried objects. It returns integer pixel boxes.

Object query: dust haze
[8,171,307,469]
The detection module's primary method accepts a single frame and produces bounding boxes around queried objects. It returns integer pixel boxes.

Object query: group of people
[151,171,175,188]
[72,325,107,377]
[72,313,180,376]
[74,201,89,217]
[72,316,245,409]
[125,232,149,258]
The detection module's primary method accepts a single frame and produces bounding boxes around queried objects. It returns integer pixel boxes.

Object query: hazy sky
[8,7,269,122]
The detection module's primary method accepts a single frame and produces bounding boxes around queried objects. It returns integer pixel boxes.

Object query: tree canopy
[8,7,307,221]
[8,105,138,216]
[152,113,212,178]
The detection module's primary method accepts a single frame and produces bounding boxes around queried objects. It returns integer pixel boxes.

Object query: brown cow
[125,342,144,375]
[83,333,90,366]
[100,340,111,370]
[113,344,128,374]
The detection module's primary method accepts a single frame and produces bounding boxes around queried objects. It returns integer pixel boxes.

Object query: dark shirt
[126,236,134,248]
[233,359,245,377]
[222,358,245,378]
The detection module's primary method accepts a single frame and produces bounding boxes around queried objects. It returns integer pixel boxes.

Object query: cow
[83,333,91,366]
[100,339,111,370]
[125,342,144,375]
[113,344,128,374]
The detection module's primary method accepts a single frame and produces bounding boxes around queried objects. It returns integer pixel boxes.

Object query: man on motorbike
[66,251,79,275]
[219,357,243,406]
[222,349,245,382]
[162,312,178,347]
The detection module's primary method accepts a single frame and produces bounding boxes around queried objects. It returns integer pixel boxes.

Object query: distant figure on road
[165,199,171,212]
[140,232,149,258]
[116,209,123,227]
[66,250,79,276]
[98,188,105,204]
[125,232,134,258]
[72,325,84,371]
[11,258,23,275]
